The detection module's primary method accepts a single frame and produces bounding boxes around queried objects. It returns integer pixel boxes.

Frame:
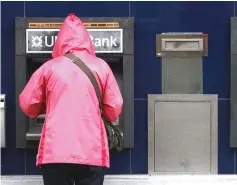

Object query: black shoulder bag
[65,53,124,151]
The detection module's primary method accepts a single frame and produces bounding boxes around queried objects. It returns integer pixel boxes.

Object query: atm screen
[27,57,49,79]
[105,57,123,94]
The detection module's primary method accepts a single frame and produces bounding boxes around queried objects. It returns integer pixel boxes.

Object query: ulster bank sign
[26,29,123,54]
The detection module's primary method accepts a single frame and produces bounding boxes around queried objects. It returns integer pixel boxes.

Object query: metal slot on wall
[156,33,208,94]
[148,33,216,175]
[1,94,6,148]
[161,38,204,52]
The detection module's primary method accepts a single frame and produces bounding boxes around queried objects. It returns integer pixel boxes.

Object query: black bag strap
[64,53,103,111]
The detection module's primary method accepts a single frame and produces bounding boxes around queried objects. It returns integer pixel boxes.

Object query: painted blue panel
[218,100,235,174]
[26,150,131,175]
[131,100,148,174]
[131,1,233,99]
[0,1,235,175]
[25,1,129,17]
[25,150,41,175]
[1,149,25,175]
[1,1,25,175]
[108,150,131,174]
[133,23,162,99]
[235,2,237,18]
[25,150,132,175]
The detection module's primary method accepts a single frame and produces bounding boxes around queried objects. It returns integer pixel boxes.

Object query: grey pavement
[2,175,237,185]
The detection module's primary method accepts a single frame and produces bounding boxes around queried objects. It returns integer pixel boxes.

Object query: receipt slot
[15,17,134,148]
[1,94,6,148]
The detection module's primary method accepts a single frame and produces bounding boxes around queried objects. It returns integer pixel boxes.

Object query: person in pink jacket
[19,13,123,185]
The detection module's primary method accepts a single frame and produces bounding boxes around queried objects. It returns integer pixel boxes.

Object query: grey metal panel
[123,55,134,148]
[231,18,237,55]
[230,17,237,147]
[15,18,26,56]
[148,95,155,175]
[15,56,28,148]
[162,57,203,94]
[148,94,218,175]
[123,29,134,55]
[15,28,26,56]
[154,101,211,173]
[15,17,27,30]
[230,54,237,147]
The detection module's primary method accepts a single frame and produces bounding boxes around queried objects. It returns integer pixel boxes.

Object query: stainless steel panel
[148,94,218,175]
[154,101,211,173]
[162,57,203,94]
[1,94,6,147]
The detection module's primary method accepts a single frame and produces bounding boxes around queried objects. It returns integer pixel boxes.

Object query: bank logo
[26,29,123,54]
[31,36,43,47]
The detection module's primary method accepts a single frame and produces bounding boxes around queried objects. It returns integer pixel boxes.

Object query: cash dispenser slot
[15,17,134,148]
[26,114,45,140]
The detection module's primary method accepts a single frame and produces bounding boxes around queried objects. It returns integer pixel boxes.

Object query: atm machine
[15,17,134,149]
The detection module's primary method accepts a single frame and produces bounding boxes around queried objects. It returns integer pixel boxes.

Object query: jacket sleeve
[102,66,123,122]
[19,65,46,118]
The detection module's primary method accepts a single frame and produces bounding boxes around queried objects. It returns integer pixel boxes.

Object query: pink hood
[52,13,95,58]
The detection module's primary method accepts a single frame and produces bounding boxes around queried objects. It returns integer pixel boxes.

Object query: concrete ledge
[2,175,237,185]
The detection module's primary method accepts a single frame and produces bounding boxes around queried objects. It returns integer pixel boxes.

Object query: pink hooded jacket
[19,14,123,168]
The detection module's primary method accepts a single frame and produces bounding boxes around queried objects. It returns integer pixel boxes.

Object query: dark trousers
[41,163,106,185]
